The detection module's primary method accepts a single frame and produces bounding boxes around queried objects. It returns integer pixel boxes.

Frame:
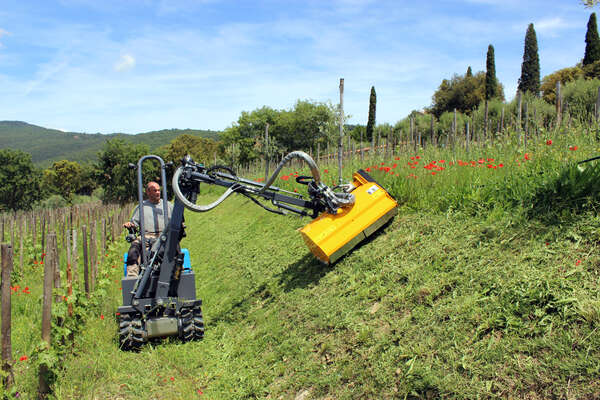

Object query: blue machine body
[123,248,192,276]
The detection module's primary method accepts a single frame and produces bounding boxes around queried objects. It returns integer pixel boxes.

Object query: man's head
[146,181,161,204]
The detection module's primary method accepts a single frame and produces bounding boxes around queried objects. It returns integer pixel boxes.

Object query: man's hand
[123,221,136,229]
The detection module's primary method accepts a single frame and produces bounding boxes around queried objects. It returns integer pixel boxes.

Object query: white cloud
[0,29,9,47]
[114,53,135,72]
[535,17,572,37]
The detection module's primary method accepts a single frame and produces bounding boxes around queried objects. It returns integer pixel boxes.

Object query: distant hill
[0,121,221,166]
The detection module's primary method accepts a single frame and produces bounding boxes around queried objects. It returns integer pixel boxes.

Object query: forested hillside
[0,121,219,166]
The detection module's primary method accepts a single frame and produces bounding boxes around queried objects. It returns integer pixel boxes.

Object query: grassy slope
[44,192,600,399]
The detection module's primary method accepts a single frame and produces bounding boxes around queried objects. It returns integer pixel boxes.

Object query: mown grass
[11,126,600,399]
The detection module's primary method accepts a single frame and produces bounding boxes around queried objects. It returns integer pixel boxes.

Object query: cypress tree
[366,86,376,141]
[583,12,600,66]
[485,44,498,100]
[466,66,473,77]
[518,23,540,95]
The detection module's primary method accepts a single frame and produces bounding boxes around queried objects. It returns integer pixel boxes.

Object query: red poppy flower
[498,163,504,168]
[280,175,289,181]
[576,259,582,266]
[19,355,28,362]
[100,315,105,320]
[569,146,578,151]
[410,156,415,160]
[170,377,175,382]
[439,160,445,163]
[392,163,397,168]
[323,169,328,173]
[546,139,552,145]
[394,157,400,160]
[431,172,436,175]
[524,153,531,160]
[366,167,371,172]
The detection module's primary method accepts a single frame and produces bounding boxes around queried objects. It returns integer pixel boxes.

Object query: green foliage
[541,66,584,103]
[485,45,499,100]
[561,78,600,124]
[584,13,600,66]
[518,23,541,95]
[366,86,377,141]
[96,139,150,204]
[159,134,221,165]
[582,58,600,79]
[222,100,336,166]
[0,149,45,211]
[43,160,84,203]
[430,70,504,118]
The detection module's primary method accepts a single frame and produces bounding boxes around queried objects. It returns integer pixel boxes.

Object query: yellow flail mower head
[299,169,397,264]
[173,151,398,264]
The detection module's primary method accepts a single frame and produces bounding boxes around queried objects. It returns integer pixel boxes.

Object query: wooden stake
[39,238,54,398]
[1,244,14,388]
[82,225,89,296]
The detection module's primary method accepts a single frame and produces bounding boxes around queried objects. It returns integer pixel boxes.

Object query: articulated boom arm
[172,152,356,218]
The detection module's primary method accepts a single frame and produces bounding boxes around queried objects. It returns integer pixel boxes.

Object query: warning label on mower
[367,185,379,195]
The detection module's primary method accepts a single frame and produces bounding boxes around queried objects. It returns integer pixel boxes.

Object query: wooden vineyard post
[66,228,73,316]
[338,78,344,185]
[1,244,14,388]
[72,229,78,287]
[39,238,54,398]
[18,218,24,275]
[32,215,37,261]
[102,218,107,262]
[90,221,97,292]
[50,234,62,303]
[556,81,562,128]
[82,225,89,296]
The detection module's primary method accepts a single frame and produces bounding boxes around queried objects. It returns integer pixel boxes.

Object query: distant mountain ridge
[0,121,221,166]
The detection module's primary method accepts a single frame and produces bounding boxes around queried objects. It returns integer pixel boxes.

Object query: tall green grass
[9,126,600,398]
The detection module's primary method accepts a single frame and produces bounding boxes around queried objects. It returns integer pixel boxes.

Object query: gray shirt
[131,199,174,234]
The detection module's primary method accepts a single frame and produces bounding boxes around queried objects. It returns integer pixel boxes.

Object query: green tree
[540,66,584,103]
[221,106,280,166]
[518,23,541,95]
[584,13,600,66]
[43,160,83,204]
[96,139,149,204]
[77,163,99,196]
[485,45,499,100]
[430,71,504,118]
[160,134,221,165]
[366,86,376,141]
[466,66,473,77]
[0,149,44,211]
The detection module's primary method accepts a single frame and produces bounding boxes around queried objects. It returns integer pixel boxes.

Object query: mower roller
[117,151,397,350]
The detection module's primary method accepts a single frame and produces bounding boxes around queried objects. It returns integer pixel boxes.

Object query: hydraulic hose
[259,150,354,210]
[172,166,238,212]
[258,151,321,194]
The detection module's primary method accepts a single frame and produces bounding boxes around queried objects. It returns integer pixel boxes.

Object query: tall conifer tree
[518,23,540,95]
[366,86,376,141]
[466,66,473,77]
[583,12,600,66]
[485,45,498,100]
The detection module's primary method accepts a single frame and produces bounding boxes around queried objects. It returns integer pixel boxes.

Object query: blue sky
[0,0,595,133]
